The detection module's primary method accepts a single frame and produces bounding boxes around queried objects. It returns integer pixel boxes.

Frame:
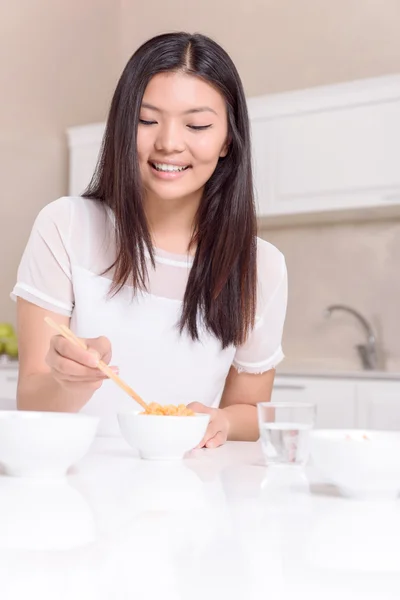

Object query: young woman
[12,32,288,444]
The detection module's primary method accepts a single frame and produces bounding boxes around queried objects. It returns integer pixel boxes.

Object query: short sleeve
[11,198,74,316]
[232,240,288,374]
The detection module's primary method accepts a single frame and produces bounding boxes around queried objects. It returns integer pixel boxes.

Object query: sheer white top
[11,197,287,436]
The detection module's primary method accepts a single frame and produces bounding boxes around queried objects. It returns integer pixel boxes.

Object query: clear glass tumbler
[257,402,316,466]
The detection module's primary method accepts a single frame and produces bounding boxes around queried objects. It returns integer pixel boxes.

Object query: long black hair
[84,32,257,348]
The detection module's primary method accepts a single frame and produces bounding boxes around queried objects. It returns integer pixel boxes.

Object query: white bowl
[310,429,400,500]
[0,411,99,478]
[117,411,210,460]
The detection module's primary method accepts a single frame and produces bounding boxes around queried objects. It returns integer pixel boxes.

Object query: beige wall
[0,0,120,324]
[1,1,400,370]
[120,0,400,95]
[260,219,400,372]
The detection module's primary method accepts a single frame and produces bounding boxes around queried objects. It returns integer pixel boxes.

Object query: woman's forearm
[223,404,259,441]
[17,373,93,413]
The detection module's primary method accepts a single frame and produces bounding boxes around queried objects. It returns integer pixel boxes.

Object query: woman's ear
[219,131,232,157]
[219,140,230,158]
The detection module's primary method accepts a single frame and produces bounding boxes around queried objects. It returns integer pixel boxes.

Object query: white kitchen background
[1,0,400,430]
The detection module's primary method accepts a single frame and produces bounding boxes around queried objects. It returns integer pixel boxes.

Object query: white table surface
[1,437,399,600]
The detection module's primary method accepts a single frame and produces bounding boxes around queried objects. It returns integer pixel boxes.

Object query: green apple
[0,322,15,339]
[4,338,18,359]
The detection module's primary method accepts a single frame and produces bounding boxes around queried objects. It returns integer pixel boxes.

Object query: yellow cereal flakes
[141,402,195,416]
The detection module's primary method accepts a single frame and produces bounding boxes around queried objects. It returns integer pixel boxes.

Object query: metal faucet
[324,304,378,370]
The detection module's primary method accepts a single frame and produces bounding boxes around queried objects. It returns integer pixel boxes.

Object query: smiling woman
[11,32,288,443]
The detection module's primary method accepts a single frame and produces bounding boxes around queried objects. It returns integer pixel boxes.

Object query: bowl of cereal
[117,403,210,460]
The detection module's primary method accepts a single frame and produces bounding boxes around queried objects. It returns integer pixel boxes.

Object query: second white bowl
[310,429,400,500]
[0,411,99,478]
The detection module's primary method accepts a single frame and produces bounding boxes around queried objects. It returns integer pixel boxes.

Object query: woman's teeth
[152,162,189,172]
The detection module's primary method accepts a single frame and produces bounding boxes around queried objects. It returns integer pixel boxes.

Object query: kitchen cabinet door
[248,74,400,220]
[271,379,308,404]
[249,117,275,217]
[305,380,357,429]
[67,123,105,196]
[267,99,400,216]
[0,368,18,410]
[357,382,400,430]
[273,377,357,429]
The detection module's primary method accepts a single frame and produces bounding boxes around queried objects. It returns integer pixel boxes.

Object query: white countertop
[1,437,400,600]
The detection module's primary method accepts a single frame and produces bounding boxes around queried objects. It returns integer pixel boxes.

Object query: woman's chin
[145,185,204,205]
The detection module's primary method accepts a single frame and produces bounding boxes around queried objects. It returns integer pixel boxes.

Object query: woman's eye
[188,124,212,131]
[139,119,157,125]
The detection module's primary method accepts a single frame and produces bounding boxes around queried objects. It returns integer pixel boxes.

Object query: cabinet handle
[274,385,305,391]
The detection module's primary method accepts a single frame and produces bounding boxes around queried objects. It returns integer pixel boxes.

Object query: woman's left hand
[186,402,230,448]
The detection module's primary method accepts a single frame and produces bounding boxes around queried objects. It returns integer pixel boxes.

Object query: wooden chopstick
[44,317,148,411]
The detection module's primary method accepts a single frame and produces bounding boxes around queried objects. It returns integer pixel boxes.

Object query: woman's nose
[154,122,185,153]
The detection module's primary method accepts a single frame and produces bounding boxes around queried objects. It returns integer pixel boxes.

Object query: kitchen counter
[0,358,18,370]
[1,437,399,600]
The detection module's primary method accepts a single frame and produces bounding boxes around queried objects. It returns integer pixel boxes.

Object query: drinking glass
[257,403,316,466]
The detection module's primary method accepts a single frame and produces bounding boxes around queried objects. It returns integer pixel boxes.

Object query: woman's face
[137,71,229,205]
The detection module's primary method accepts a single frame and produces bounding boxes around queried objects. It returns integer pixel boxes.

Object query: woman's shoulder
[33,197,111,245]
[246,237,287,323]
[254,236,287,304]
[36,196,105,223]
[255,236,285,274]
[30,196,114,269]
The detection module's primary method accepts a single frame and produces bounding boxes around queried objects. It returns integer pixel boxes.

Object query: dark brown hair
[84,32,257,348]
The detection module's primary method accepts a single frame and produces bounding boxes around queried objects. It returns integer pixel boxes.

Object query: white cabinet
[270,381,308,403]
[303,380,356,429]
[273,376,357,428]
[249,117,274,218]
[248,74,400,221]
[0,368,18,410]
[274,375,400,430]
[357,382,400,430]
[67,123,105,196]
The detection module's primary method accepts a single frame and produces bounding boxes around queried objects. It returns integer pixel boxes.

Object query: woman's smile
[148,160,192,180]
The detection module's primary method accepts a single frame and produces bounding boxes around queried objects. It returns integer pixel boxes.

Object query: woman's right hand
[45,334,117,394]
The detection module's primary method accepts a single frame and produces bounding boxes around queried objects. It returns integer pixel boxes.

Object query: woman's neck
[144,191,201,255]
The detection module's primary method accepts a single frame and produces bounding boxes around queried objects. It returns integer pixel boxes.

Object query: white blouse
[11,197,287,436]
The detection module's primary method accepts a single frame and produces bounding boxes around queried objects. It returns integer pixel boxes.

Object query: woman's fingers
[50,336,96,368]
[205,431,226,449]
[59,379,104,393]
[46,333,116,392]
[192,406,230,449]
[198,420,220,448]
[50,335,112,368]
[51,353,101,378]
[51,358,119,380]
[187,402,212,414]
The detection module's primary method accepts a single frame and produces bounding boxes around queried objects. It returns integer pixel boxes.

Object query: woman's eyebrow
[141,102,218,116]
